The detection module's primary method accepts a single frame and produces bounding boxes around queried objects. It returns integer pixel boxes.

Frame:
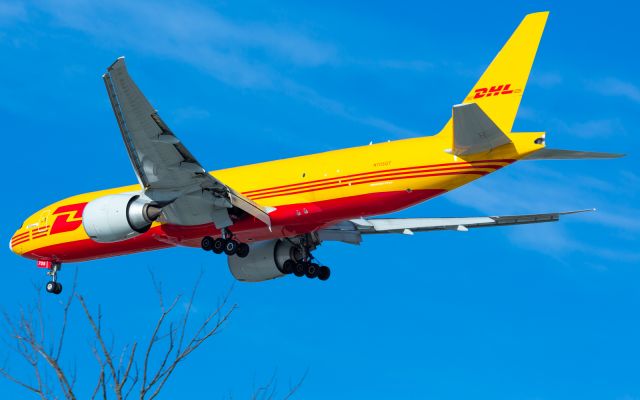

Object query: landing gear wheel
[223,239,238,256]
[43,262,62,295]
[201,236,214,251]
[236,243,250,258]
[317,266,331,281]
[46,281,62,295]
[212,238,225,254]
[281,259,295,274]
[293,262,306,277]
[304,263,319,279]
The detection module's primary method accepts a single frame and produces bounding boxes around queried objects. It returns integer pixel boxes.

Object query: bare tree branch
[123,362,139,400]
[120,343,137,393]
[176,270,204,355]
[145,292,236,400]
[139,295,179,398]
[55,270,78,362]
[282,369,308,400]
[1,278,79,400]
[90,346,106,400]
[78,295,121,400]
[0,366,44,397]
[0,275,267,399]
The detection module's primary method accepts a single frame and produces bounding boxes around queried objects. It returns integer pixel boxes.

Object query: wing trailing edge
[318,209,594,244]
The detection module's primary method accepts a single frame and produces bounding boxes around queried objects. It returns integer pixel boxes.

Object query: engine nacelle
[228,239,301,282]
[82,194,162,243]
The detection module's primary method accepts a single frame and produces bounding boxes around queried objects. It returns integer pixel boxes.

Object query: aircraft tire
[282,259,295,274]
[293,262,305,277]
[46,281,62,295]
[201,236,214,251]
[212,238,225,254]
[317,266,331,281]
[236,242,250,258]
[305,263,319,279]
[223,239,238,256]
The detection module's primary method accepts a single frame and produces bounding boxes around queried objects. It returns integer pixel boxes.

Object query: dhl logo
[50,203,87,235]
[11,203,87,248]
[469,84,521,100]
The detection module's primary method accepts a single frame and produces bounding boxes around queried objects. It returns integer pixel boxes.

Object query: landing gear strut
[44,262,63,295]
[201,229,250,258]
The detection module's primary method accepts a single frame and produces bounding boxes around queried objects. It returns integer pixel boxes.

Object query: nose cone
[9,229,28,256]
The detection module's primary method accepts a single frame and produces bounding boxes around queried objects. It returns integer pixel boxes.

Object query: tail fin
[440,12,549,136]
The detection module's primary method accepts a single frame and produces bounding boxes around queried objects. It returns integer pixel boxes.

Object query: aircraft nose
[9,229,28,255]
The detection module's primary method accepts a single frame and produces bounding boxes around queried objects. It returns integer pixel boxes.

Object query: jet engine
[227,239,302,282]
[82,194,162,243]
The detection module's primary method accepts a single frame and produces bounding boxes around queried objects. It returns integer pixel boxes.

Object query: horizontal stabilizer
[453,103,512,156]
[524,148,625,160]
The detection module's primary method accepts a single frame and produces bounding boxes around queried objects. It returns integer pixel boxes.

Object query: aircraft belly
[21,188,445,263]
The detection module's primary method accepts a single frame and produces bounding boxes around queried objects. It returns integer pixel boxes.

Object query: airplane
[10,12,622,294]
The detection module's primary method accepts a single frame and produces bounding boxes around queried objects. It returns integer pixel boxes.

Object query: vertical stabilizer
[440,12,548,136]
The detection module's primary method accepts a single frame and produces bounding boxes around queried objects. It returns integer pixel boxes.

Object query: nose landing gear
[39,261,63,295]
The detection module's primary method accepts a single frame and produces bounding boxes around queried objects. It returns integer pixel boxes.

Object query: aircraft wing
[102,57,272,228]
[318,209,593,244]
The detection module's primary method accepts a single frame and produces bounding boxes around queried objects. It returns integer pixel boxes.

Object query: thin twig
[282,369,308,400]
[55,270,78,361]
[78,295,121,400]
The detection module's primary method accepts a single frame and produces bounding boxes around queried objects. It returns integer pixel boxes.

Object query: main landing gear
[280,236,331,281]
[42,261,63,295]
[282,259,331,281]
[201,229,250,258]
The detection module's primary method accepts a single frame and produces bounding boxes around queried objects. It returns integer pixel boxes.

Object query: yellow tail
[440,12,549,136]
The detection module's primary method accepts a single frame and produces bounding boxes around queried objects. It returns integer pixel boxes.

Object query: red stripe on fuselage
[243,159,514,196]
[249,170,489,200]
[247,165,504,199]
[22,188,446,263]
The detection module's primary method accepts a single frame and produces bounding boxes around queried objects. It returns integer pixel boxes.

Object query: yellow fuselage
[10,131,543,262]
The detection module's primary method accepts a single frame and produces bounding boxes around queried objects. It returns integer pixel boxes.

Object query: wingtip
[559,209,597,216]
[106,56,126,72]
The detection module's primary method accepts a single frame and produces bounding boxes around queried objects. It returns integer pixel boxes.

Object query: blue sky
[1,1,639,398]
